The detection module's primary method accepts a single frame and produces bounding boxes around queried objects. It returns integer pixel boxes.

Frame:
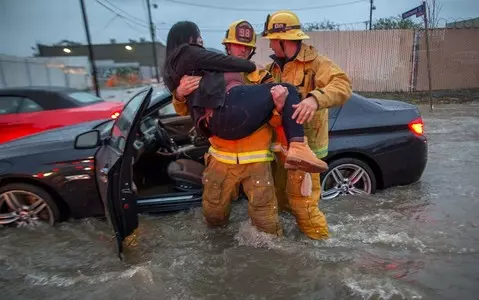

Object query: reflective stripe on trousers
[208,146,274,165]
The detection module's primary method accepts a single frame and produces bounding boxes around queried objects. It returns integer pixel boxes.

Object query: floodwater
[1,103,479,300]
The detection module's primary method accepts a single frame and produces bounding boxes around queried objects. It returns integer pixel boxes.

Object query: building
[37,41,166,85]
[37,41,166,67]
[36,42,226,86]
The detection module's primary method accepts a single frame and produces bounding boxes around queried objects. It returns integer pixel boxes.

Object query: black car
[0,87,427,256]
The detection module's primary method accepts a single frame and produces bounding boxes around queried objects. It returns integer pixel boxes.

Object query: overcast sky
[1,0,478,57]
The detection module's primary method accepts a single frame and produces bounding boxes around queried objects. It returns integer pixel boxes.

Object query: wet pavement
[1,102,479,300]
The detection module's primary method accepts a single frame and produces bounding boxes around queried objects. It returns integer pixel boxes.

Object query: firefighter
[171,20,284,236]
[262,10,353,239]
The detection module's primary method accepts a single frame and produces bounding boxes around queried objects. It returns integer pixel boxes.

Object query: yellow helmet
[262,10,309,40]
[222,20,256,48]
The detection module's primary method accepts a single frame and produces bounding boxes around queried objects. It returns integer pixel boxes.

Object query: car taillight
[408,117,424,136]
[111,111,120,119]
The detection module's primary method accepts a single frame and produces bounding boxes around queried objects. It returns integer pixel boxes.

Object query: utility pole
[79,0,100,97]
[146,0,160,84]
[423,0,433,111]
[369,0,376,30]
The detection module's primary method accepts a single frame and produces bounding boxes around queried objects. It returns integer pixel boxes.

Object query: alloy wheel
[0,190,54,227]
[321,163,372,200]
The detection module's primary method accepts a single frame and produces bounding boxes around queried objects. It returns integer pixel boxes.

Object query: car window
[158,102,177,116]
[68,92,103,105]
[0,96,22,115]
[109,90,148,152]
[18,98,43,113]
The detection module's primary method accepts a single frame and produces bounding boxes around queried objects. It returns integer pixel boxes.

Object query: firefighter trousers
[272,161,329,239]
[202,155,283,236]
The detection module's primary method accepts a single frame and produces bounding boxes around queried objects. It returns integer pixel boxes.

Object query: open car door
[94,87,152,259]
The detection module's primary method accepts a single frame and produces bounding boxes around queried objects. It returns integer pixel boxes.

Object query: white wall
[0,55,88,89]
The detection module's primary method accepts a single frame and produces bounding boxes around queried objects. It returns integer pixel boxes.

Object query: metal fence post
[409,30,420,92]
[0,60,7,88]
[25,59,32,86]
[64,67,70,87]
[46,65,52,86]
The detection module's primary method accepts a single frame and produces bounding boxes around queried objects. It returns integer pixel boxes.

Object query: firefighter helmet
[262,10,309,40]
[222,20,257,48]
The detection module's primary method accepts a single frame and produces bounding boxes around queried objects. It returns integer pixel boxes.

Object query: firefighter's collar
[269,43,317,63]
[295,43,318,62]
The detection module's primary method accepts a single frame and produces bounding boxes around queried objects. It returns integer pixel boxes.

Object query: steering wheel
[153,118,179,153]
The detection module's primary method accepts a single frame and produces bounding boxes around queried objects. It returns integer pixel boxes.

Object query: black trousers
[209,83,304,141]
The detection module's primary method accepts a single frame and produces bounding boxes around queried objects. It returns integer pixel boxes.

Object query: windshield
[68,92,104,105]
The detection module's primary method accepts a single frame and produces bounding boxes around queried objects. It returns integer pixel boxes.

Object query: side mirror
[74,130,100,149]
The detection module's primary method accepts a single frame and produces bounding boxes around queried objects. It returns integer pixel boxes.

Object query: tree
[373,16,423,30]
[426,0,442,28]
[302,20,340,31]
[31,42,41,57]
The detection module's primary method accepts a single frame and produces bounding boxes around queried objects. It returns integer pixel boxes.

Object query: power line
[95,0,150,29]
[156,20,369,32]
[93,15,118,35]
[101,0,146,25]
[162,0,368,11]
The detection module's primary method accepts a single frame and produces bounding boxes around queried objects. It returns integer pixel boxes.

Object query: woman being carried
[162,21,327,173]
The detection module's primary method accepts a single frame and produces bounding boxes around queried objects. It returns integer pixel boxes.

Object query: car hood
[0,120,104,159]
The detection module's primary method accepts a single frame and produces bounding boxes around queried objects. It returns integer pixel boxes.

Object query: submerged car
[0,87,427,257]
[0,86,125,144]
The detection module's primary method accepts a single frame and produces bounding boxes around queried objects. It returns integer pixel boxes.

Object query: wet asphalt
[0,102,478,300]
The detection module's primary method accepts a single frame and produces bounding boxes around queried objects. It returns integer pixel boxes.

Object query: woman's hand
[270,85,288,113]
[176,75,201,100]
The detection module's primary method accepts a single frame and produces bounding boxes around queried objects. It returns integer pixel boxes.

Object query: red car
[0,87,125,144]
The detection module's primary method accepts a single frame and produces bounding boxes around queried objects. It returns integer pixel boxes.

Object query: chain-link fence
[415,28,479,91]
[255,28,479,93]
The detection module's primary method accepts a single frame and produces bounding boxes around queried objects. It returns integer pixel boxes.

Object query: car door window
[109,91,148,152]
[0,96,22,115]
[68,92,103,106]
[18,98,43,113]
[158,102,177,116]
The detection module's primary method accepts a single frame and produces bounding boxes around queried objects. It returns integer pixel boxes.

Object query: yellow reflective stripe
[237,150,274,164]
[238,153,274,164]
[209,147,274,164]
[208,147,237,164]
[237,150,272,157]
[312,145,328,159]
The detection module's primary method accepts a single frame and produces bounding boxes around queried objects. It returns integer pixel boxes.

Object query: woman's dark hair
[162,21,201,89]
[165,21,201,57]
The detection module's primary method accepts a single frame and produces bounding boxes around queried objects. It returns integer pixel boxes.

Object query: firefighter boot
[285,137,328,173]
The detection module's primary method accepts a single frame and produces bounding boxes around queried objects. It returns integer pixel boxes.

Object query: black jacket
[163,44,256,108]
[163,44,256,137]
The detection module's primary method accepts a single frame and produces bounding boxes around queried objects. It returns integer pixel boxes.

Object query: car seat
[166,159,205,192]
